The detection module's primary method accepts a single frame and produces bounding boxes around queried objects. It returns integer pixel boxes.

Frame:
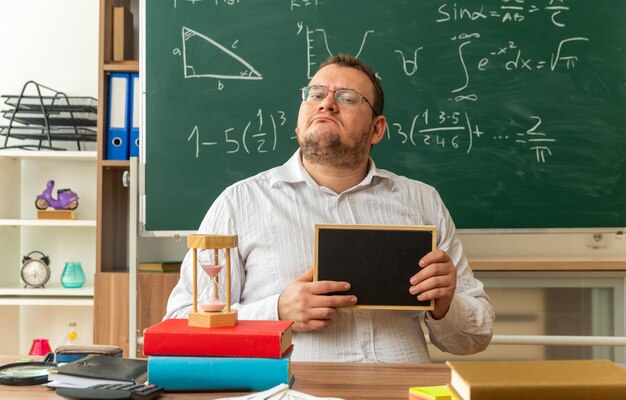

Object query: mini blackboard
[314,224,436,310]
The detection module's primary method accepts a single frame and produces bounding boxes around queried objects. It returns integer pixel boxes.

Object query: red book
[142,319,294,358]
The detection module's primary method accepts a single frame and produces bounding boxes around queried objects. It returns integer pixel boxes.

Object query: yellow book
[446,359,626,400]
[409,385,452,399]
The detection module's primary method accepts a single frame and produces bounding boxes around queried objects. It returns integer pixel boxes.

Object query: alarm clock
[21,251,51,288]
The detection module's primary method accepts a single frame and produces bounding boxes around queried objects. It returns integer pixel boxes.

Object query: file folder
[129,73,140,157]
[106,72,130,160]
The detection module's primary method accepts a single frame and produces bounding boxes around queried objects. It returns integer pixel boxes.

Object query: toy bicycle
[35,180,79,210]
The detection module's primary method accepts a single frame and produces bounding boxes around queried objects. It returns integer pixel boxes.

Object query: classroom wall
[0,0,99,151]
[0,0,99,352]
[3,4,624,261]
[462,232,626,261]
[2,2,623,262]
[2,1,625,359]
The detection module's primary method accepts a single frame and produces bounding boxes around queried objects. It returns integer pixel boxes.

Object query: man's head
[319,54,384,117]
[296,54,387,171]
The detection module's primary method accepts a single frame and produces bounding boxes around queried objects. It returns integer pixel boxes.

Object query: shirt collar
[270,149,390,191]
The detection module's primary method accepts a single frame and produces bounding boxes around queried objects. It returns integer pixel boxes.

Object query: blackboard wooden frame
[314,224,436,310]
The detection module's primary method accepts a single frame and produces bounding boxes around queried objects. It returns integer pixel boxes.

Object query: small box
[112,6,134,61]
[37,210,76,220]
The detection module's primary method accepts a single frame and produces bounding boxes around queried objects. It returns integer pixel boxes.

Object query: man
[165,54,494,363]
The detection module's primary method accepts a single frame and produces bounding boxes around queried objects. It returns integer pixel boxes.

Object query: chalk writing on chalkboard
[182,108,554,164]
[164,4,591,165]
[179,26,263,80]
[145,1,626,232]
[186,109,288,157]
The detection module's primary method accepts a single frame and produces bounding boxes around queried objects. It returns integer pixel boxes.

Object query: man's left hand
[409,249,456,319]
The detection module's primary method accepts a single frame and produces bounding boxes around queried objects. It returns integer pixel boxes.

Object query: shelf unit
[0,149,96,355]
[94,0,135,357]
[95,0,186,357]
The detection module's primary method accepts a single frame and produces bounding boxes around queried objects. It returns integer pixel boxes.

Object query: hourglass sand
[188,234,238,328]
[199,254,225,312]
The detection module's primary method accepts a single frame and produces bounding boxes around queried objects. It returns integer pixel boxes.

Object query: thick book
[446,359,626,400]
[138,261,181,272]
[48,355,147,388]
[147,352,292,391]
[112,6,133,61]
[143,318,293,358]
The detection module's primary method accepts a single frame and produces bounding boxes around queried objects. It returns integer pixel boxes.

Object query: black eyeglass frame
[300,85,379,116]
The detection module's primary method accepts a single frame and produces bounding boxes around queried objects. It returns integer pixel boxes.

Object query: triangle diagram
[182,26,262,80]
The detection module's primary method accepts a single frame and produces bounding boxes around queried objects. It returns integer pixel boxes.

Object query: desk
[0,356,450,400]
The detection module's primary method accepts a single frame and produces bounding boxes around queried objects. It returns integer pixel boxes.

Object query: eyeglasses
[300,85,378,115]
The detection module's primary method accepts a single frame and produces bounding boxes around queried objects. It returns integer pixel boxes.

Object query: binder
[129,73,140,157]
[106,72,130,160]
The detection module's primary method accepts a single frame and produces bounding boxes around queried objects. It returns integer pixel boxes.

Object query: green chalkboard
[144,1,626,232]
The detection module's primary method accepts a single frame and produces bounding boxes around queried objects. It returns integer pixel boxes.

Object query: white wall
[0,0,99,150]
[1,0,624,360]
[0,0,99,354]
[461,231,626,262]
[3,3,622,261]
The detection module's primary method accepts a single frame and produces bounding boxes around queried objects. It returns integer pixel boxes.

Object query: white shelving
[0,219,96,227]
[0,150,96,160]
[0,149,96,354]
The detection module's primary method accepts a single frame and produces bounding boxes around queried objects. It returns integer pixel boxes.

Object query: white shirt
[165,149,494,363]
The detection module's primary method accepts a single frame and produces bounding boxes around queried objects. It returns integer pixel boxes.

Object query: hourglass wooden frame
[188,234,238,328]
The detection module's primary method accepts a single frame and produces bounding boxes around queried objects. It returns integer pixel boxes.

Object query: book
[143,318,293,358]
[147,352,292,391]
[409,385,453,400]
[446,359,626,400]
[48,355,147,388]
[112,6,133,61]
[138,261,181,272]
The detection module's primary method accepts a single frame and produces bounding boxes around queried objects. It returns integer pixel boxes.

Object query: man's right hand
[278,266,357,331]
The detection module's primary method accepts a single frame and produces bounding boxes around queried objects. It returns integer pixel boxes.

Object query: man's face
[296,64,383,170]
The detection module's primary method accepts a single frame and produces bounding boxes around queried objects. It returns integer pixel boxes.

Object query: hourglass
[188,234,238,328]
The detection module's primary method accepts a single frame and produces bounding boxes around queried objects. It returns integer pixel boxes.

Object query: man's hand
[278,267,357,331]
[409,249,456,320]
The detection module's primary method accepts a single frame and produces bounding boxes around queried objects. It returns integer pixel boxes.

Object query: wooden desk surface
[0,356,450,400]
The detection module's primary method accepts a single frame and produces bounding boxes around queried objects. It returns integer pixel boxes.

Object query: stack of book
[142,318,294,391]
[446,359,626,400]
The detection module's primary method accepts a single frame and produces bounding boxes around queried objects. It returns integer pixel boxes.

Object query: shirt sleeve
[164,187,281,321]
[422,190,495,355]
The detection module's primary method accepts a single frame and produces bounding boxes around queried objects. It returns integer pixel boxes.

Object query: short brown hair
[319,54,384,116]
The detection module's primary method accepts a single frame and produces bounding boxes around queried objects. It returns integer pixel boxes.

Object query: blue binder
[129,73,140,157]
[106,72,130,160]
